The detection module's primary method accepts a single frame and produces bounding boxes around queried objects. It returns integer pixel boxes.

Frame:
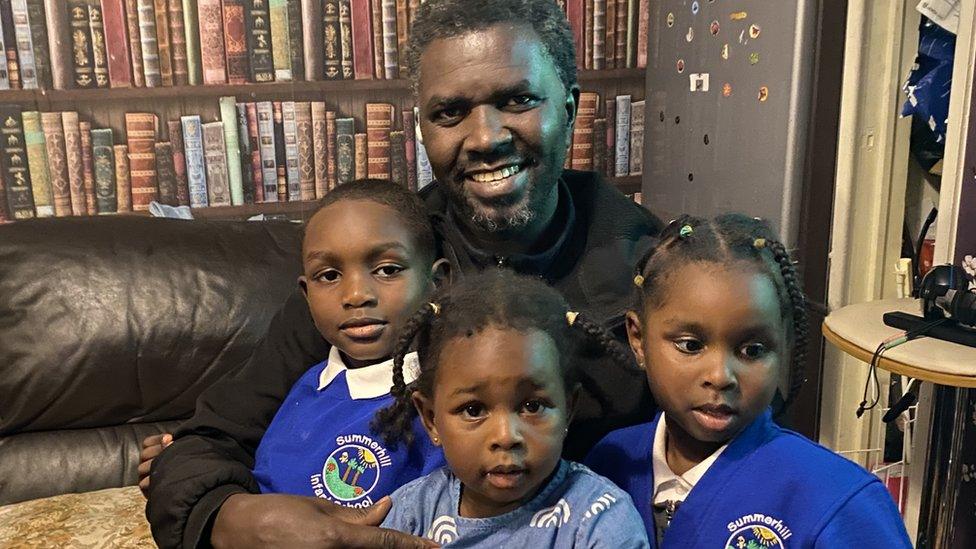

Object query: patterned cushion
[0,486,154,548]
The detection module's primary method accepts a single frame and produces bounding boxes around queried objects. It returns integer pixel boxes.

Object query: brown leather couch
[0,216,303,543]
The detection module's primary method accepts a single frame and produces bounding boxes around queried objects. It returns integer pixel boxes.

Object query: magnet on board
[730,11,747,21]
[686,27,695,42]
[676,59,685,73]
[722,83,732,97]
[692,1,699,15]
[749,52,760,65]
[739,30,746,44]
[758,86,769,102]
[667,12,674,27]
[710,20,720,35]
[749,24,761,39]
[721,43,729,59]
[689,73,710,92]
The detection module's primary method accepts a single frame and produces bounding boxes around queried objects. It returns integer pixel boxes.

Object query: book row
[561,0,649,70]
[567,92,644,178]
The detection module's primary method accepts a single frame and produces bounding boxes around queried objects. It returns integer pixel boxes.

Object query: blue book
[180,115,209,208]
[413,107,432,189]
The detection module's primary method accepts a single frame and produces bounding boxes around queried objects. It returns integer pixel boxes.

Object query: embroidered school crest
[309,434,393,506]
[725,513,792,548]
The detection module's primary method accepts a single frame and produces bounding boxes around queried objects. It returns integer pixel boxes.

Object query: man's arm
[146,290,331,549]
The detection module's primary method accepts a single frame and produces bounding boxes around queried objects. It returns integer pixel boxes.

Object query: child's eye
[459,403,486,419]
[521,399,547,414]
[740,343,768,360]
[374,264,405,278]
[315,269,340,282]
[673,338,704,354]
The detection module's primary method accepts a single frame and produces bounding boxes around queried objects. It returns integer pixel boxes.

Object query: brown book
[68,1,95,88]
[222,0,248,84]
[136,0,162,86]
[44,0,74,89]
[365,102,392,179]
[301,0,323,80]
[310,101,327,198]
[198,0,227,84]
[401,109,416,191]
[154,141,178,204]
[604,98,615,178]
[592,117,606,175]
[101,0,133,87]
[61,112,87,215]
[325,110,336,190]
[124,112,158,211]
[583,0,592,70]
[592,0,605,69]
[369,0,382,78]
[350,0,372,79]
[167,0,188,84]
[151,0,173,85]
[113,143,131,211]
[40,112,71,216]
[406,0,418,31]
[379,0,395,79]
[613,0,626,69]
[394,0,406,78]
[167,120,190,205]
[604,0,615,69]
[244,102,264,202]
[202,121,231,206]
[389,129,405,186]
[571,91,598,171]
[636,0,647,69]
[79,121,97,214]
[353,132,366,179]
[88,0,110,87]
[123,0,144,86]
[295,101,315,200]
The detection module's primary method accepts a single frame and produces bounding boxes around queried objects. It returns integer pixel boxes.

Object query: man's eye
[741,343,768,360]
[521,400,545,414]
[375,264,405,278]
[433,107,464,122]
[674,338,704,354]
[315,270,340,282]
[506,95,538,108]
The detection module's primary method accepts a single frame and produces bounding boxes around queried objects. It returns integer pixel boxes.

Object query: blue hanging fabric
[901,17,955,170]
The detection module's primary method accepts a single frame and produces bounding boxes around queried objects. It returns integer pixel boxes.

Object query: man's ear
[565,84,581,129]
[298,275,309,298]
[625,310,647,371]
[411,391,441,446]
[429,258,452,289]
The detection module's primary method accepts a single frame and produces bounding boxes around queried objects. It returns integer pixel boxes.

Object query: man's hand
[138,433,173,497]
[211,493,438,549]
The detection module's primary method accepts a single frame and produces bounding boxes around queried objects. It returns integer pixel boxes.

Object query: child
[374,270,650,547]
[585,214,913,548]
[249,179,450,507]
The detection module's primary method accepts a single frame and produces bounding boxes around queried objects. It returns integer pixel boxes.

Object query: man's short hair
[406,0,578,95]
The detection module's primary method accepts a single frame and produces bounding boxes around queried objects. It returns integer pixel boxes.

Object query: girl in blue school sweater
[585,214,912,548]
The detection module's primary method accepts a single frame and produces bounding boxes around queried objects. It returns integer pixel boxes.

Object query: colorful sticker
[730,11,748,20]
[692,1,699,15]
[689,73,710,92]
[758,86,769,102]
[721,43,729,60]
[710,20,720,35]
[676,59,685,73]
[686,27,695,42]
[749,24,762,39]
[667,12,674,27]
[722,83,732,97]
[749,52,760,65]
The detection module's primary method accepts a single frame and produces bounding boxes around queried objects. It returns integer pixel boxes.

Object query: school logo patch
[725,513,792,548]
[310,434,393,507]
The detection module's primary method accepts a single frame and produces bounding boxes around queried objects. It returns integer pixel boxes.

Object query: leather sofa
[0,215,303,544]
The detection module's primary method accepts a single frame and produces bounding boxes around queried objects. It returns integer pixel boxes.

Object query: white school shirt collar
[651,413,729,506]
[317,346,421,400]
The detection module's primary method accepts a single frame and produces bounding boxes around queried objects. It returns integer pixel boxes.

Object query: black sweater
[146,170,663,548]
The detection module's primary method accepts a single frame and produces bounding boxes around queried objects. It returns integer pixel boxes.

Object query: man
[146,1,661,547]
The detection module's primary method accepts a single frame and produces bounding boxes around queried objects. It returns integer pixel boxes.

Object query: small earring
[432,436,440,444]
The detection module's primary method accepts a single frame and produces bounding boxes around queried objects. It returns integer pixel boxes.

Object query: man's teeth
[470,165,520,183]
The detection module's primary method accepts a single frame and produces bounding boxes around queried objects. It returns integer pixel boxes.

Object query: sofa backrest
[0,216,303,504]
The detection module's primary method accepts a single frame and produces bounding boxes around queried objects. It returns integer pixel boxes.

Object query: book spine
[337,0,351,79]
[255,101,277,201]
[636,0,647,68]
[310,101,326,197]
[136,0,162,86]
[87,0,109,87]
[613,0,625,70]
[243,0,273,82]
[91,127,117,213]
[350,0,371,79]
[179,114,208,207]
[79,120,96,213]
[583,0,592,70]
[365,102,391,179]
[61,111,87,215]
[101,0,133,87]
[244,101,263,201]
[151,0,172,85]
[285,0,303,80]
[40,111,71,215]
[628,99,643,175]
[268,0,291,81]
[113,143,131,210]
[1,1,20,89]
[624,0,635,68]
[592,0,605,70]
[571,91,597,171]
[68,1,95,87]
[167,0,188,84]
[219,96,244,204]
[235,102,253,203]
[613,94,630,176]
[566,0,582,69]
[406,0,416,29]
[154,141,177,203]
[379,0,394,79]
[197,0,226,83]
[167,119,189,205]
[604,0,614,69]
[294,100,315,200]
[394,0,405,77]
[124,111,158,210]
[300,0,321,81]
[222,0,248,84]
[201,121,230,205]
[124,0,144,86]
[321,0,340,79]
[592,117,606,176]
[353,131,365,179]
[10,0,37,88]
[389,129,404,185]
[369,0,381,78]
[604,97,614,177]
[0,105,34,218]
[413,106,431,188]
[24,0,50,87]
[324,109,335,190]
[21,110,52,216]
[281,100,301,200]
[401,109,415,191]
[272,100,287,200]
[181,0,201,85]
[334,116,353,185]
[44,0,71,88]
[0,13,11,89]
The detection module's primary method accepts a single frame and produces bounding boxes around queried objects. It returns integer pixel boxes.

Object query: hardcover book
[68,0,96,87]
[113,143,131,210]
[0,12,11,89]
[592,0,605,69]
[255,100,277,201]
[202,121,231,206]
[91,127,117,213]
[136,0,162,86]
[151,0,173,86]
[181,0,201,84]
[566,0,582,69]
[613,94,630,177]
[244,101,264,202]
[281,100,301,200]
[124,111,158,211]
[268,0,291,81]
[636,0,647,68]
[613,0,626,69]
[272,100,286,200]
[583,0,592,70]
[365,101,392,179]
[222,0,248,84]
[197,0,226,84]
[180,114,208,207]
[604,97,615,177]
[401,108,415,191]
[334,116,353,185]
[325,109,336,190]
[87,0,109,88]
[310,100,327,197]
[166,119,190,205]
[79,120,97,213]
[592,118,606,176]
[628,99,643,175]
[21,110,52,216]
[622,0,635,68]
[604,0,615,68]
[369,0,382,78]
[321,0,340,80]
[571,91,598,171]
[62,111,87,215]
[300,0,322,80]
[10,0,38,88]
[379,0,395,79]
[394,0,406,77]
[43,0,71,88]
[389,129,405,186]
[244,0,274,82]
[285,0,303,80]
[101,0,133,87]
[337,0,351,79]
[219,96,244,204]
[294,101,315,200]
[41,111,71,216]
[350,0,372,80]
[124,0,144,86]
[24,0,51,87]
[154,141,178,204]
[353,131,366,179]
[413,106,431,188]
[0,105,34,218]
[234,103,254,203]
[167,0,188,84]
[2,0,21,88]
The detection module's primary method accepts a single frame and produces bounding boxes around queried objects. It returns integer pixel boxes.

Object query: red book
[221,0,248,84]
[365,102,392,179]
[395,0,407,78]
[566,0,583,69]
[168,0,189,85]
[401,109,416,191]
[167,120,190,205]
[604,98,615,178]
[245,102,264,202]
[124,0,145,87]
[350,0,374,80]
[125,112,159,211]
[604,0,616,69]
[369,0,382,78]
[62,112,88,216]
[79,121,97,214]
[571,92,598,171]
[101,0,133,87]
[153,0,174,86]
[583,0,593,70]
[198,0,227,84]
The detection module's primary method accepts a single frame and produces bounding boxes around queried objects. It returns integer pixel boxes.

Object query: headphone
[919,265,976,328]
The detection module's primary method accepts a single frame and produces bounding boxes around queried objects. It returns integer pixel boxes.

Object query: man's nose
[489,412,525,451]
[463,105,512,157]
[341,272,377,309]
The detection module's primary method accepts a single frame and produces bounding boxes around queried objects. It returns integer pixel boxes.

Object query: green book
[182,0,202,85]
[269,0,292,81]
[21,110,53,217]
[219,96,244,205]
[91,128,117,213]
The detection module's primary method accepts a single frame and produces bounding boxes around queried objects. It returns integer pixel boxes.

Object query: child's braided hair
[372,269,632,448]
[633,213,809,411]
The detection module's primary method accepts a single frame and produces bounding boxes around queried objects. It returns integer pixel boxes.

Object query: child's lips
[484,466,528,490]
[692,404,737,432]
[339,319,387,340]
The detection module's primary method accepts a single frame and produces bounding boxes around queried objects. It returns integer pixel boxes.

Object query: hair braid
[768,240,809,407]
[573,314,634,369]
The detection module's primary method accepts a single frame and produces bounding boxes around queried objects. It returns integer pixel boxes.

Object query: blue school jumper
[584,411,912,548]
[253,348,445,507]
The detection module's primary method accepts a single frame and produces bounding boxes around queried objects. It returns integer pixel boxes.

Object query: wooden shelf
[0,69,645,105]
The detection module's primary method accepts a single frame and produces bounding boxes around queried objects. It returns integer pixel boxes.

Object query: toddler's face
[299,200,436,367]
[413,326,574,518]
[627,261,785,450]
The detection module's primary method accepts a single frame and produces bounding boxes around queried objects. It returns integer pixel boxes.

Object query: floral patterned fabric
[0,486,155,548]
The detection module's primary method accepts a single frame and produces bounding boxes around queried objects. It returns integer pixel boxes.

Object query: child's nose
[341,273,377,308]
[702,353,738,391]
[488,412,525,451]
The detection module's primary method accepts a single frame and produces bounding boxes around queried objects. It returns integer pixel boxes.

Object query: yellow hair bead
[566,311,580,326]
[429,302,441,315]
[679,225,694,238]
[753,238,767,249]
[633,274,645,288]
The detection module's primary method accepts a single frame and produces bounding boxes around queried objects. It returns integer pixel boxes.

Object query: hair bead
[633,274,645,288]
[565,311,580,326]
[753,238,767,249]
[429,302,441,315]
[679,224,694,238]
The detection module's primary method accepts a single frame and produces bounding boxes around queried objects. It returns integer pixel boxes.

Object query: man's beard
[448,179,545,233]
